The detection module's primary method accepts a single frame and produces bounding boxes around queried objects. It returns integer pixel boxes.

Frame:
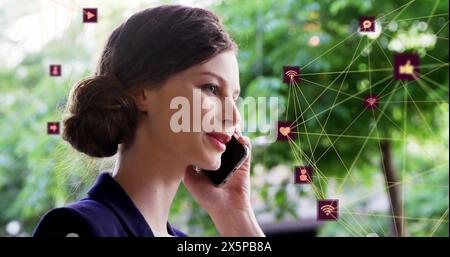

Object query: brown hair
[62,5,237,158]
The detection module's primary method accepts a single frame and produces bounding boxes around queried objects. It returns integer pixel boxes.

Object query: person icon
[49,65,61,76]
[51,66,59,75]
[299,168,309,182]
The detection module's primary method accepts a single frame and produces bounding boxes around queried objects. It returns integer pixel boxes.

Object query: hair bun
[62,75,138,157]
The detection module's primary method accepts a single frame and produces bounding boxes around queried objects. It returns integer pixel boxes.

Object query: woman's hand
[183,132,265,236]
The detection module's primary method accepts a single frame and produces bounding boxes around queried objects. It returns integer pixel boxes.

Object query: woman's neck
[112,126,186,235]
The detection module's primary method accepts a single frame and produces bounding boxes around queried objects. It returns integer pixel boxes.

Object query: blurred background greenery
[0,0,448,236]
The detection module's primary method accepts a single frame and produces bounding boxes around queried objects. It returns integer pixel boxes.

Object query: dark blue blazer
[33,172,188,237]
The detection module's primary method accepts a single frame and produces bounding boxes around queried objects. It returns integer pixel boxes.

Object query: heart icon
[279,126,291,137]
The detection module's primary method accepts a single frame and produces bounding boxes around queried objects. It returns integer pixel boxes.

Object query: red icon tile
[364,95,379,109]
[359,16,375,32]
[295,166,313,184]
[318,199,339,221]
[47,122,60,135]
[49,65,61,76]
[394,54,419,80]
[277,121,296,141]
[83,8,97,23]
[283,66,300,85]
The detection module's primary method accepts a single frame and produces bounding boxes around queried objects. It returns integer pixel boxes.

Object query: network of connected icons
[277,3,448,231]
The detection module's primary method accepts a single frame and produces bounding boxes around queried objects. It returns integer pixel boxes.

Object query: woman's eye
[201,84,219,95]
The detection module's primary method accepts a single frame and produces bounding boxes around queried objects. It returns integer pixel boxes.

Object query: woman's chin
[200,155,222,171]
[209,162,221,171]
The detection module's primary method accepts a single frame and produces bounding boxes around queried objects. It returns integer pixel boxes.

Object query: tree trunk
[380,140,404,237]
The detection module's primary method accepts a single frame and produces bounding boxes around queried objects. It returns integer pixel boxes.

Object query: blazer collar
[86,172,177,237]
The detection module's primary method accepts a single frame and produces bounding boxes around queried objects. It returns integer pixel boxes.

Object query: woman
[33,5,265,237]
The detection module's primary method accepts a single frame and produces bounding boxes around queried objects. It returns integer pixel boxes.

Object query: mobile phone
[201,134,249,186]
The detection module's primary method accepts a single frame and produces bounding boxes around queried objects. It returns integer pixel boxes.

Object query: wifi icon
[285,70,298,78]
[283,66,300,84]
[318,199,339,221]
[320,205,335,215]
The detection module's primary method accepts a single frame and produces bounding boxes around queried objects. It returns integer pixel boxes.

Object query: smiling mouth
[205,132,231,152]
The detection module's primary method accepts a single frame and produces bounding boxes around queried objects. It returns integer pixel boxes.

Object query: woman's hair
[62,5,237,158]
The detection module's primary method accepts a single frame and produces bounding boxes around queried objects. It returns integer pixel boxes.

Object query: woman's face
[139,50,241,170]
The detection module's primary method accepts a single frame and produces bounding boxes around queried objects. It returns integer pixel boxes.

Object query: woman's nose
[222,98,241,131]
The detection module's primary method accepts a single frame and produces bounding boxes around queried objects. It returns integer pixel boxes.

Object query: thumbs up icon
[394,54,419,80]
[399,60,414,75]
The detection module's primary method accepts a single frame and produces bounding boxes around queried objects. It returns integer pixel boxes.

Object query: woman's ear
[132,87,151,112]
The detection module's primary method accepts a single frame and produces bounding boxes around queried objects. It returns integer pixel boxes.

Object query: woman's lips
[205,132,231,152]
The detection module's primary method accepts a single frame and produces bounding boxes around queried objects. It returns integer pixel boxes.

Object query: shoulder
[33,199,126,237]
[171,227,189,237]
